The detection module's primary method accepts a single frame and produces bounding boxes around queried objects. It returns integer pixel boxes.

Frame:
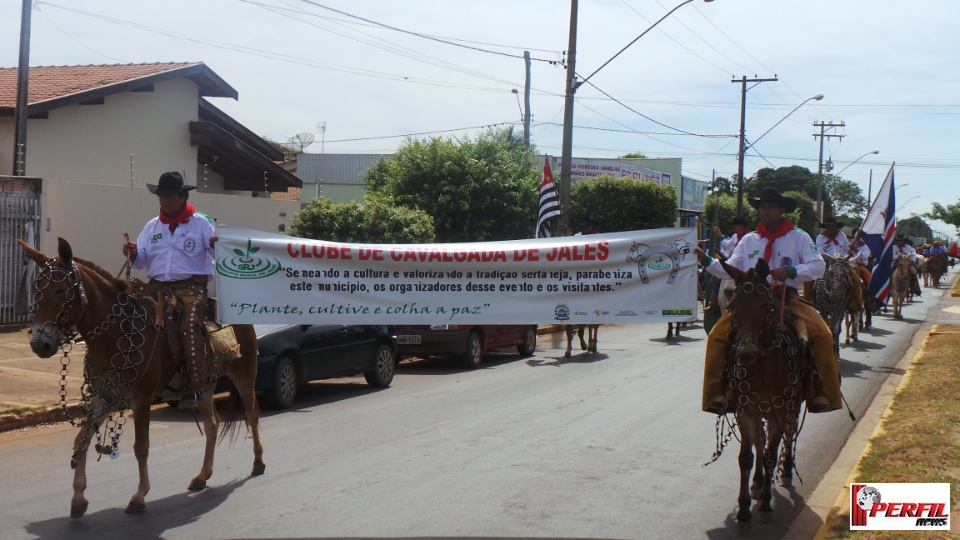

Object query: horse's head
[18,238,87,358]
[719,258,777,366]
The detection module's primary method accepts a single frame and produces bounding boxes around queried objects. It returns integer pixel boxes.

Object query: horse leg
[228,327,266,476]
[126,399,152,514]
[564,326,574,357]
[666,323,673,341]
[578,325,587,351]
[189,389,219,491]
[69,423,97,518]
[736,418,756,522]
[588,325,597,352]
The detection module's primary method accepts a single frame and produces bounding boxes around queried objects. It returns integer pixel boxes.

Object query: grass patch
[0,404,44,416]
[821,324,960,539]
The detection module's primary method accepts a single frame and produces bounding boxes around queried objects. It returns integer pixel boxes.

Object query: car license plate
[397,335,421,345]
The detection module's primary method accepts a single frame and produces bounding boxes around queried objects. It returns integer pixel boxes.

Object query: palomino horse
[811,255,854,355]
[19,238,265,518]
[924,253,948,288]
[891,254,913,319]
[842,258,865,345]
[564,324,599,356]
[707,258,804,522]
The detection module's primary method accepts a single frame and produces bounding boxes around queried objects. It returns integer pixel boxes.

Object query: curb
[809,324,940,539]
[0,404,84,433]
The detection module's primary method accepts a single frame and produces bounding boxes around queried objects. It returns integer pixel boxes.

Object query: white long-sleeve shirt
[852,243,872,265]
[816,231,850,257]
[705,225,824,291]
[893,244,917,262]
[131,212,216,281]
[718,233,740,257]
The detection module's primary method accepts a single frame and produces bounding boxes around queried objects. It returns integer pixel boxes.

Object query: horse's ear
[755,258,770,281]
[57,238,74,266]
[718,258,745,282]
[17,239,48,266]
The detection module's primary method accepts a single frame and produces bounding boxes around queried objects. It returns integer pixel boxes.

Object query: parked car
[391,324,537,369]
[253,324,396,409]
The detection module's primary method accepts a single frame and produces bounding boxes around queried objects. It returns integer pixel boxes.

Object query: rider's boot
[703,315,733,414]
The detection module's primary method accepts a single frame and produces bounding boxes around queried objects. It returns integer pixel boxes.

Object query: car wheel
[518,326,537,356]
[462,331,483,369]
[264,356,298,410]
[364,344,396,388]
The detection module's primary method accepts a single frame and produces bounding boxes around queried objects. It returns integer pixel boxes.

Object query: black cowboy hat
[729,216,749,227]
[147,171,196,196]
[748,187,798,213]
[894,233,907,241]
[819,217,844,228]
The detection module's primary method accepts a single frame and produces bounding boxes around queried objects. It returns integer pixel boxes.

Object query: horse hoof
[779,477,793,488]
[252,462,266,476]
[564,352,571,358]
[188,478,207,491]
[70,502,89,519]
[125,500,146,514]
[737,508,752,522]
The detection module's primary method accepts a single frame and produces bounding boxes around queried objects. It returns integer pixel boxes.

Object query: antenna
[318,121,326,154]
[285,132,315,153]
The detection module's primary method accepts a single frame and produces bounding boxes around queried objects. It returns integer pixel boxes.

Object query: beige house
[0,62,302,324]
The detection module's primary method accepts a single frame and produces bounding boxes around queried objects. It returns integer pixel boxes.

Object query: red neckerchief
[755,219,795,263]
[822,229,841,245]
[158,201,196,233]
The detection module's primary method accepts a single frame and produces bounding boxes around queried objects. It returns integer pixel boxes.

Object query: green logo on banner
[646,255,672,271]
[217,239,282,279]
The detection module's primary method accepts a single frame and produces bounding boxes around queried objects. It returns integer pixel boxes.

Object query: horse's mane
[72,256,132,293]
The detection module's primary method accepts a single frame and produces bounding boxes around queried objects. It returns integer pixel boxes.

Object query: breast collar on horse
[31,257,158,464]
[729,280,798,356]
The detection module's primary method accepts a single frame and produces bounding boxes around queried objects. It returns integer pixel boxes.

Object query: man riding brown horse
[695,188,842,415]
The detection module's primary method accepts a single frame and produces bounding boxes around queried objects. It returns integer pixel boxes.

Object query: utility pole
[732,75,778,217]
[523,50,531,150]
[813,120,845,221]
[558,0,579,236]
[13,0,31,176]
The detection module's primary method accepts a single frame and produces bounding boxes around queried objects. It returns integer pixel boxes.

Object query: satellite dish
[286,132,315,152]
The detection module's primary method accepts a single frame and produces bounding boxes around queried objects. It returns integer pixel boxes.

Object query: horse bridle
[30,258,88,347]
[728,281,787,356]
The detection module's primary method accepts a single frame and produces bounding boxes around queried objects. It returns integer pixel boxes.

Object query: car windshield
[254,324,289,337]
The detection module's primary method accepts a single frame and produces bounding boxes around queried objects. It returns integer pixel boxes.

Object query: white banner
[569,158,665,185]
[214,225,698,325]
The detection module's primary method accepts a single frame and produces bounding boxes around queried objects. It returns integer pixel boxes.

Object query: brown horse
[564,324,599,356]
[924,253,948,288]
[709,258,803,522]
[842,259,865,345]
[18,238,264,518]
[891,254,913,319]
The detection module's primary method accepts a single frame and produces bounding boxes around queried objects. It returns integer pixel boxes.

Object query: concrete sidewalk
[0,325,86,431]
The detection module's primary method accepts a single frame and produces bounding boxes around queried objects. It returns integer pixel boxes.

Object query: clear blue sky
[4,0,958,235]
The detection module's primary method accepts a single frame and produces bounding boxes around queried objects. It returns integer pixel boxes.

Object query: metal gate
[0,176,41,326]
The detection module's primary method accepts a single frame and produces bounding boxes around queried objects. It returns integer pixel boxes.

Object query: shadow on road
[704,483,810,539]
[25,475,254,540]
[526,352,609,367]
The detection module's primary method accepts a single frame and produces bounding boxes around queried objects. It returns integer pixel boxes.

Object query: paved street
[0,276,953,539]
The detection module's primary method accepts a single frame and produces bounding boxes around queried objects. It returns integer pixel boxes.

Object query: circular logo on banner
[217,239,282,280]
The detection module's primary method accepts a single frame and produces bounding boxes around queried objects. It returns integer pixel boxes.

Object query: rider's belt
[149,276,208,288]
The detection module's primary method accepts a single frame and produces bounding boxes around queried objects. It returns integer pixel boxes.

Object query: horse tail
[217,382,258,446]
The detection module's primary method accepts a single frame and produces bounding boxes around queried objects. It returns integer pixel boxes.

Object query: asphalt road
[0,285,946,540]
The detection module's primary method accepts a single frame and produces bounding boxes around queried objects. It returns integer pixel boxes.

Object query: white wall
[39,179,299,281]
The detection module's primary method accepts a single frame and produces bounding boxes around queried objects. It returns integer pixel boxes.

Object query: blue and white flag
[861,163,896,307]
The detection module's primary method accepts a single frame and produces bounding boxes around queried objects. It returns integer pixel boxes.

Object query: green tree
[568,175,677,232]
[824,174,867,218]
[925,202,960,232]
[710,176,735,196]
[747,166,819,201]
[897,215,933,240]
[364,127,539,242]
[785,190,817,234]
[620,152,648,159]
[288,197,435,243]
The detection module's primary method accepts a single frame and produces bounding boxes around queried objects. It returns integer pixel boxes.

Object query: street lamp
[558,0,714,233]
[897,195,920,213]
[736,93,823,216]
[834,149,879,177]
